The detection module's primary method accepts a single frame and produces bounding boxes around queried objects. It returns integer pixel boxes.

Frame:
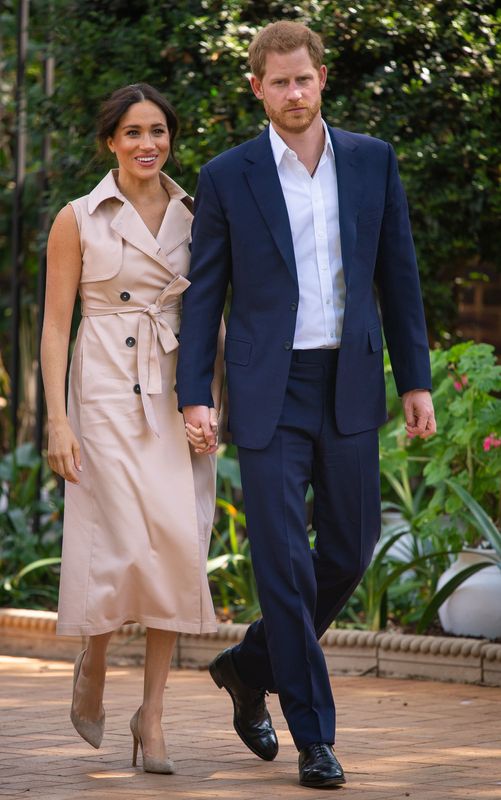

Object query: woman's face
[107,100,170,180]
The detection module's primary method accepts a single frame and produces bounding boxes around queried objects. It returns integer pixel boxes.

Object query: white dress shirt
[269,120,345,349]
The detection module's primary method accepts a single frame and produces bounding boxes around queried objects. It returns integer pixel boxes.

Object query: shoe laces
[311,742,331,759]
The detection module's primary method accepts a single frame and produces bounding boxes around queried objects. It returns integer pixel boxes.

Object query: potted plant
[417,480,501,638]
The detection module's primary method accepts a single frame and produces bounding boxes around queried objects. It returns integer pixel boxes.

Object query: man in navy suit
[177,20,436,788]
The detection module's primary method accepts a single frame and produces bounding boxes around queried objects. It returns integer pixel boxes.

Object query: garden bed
[2,608,500,688]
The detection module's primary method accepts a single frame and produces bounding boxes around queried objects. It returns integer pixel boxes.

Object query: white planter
[438,550,501,639]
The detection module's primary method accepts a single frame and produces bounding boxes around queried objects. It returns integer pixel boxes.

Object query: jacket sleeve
[374,143,432,395]
[176,165,231,409]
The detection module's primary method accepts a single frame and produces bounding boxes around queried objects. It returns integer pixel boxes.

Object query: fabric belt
[81,274,190,436]
[291,348,339,364]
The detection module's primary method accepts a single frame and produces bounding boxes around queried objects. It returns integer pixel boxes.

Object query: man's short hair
[248,21,324,80]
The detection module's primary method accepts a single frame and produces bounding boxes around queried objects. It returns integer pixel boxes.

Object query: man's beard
[264,96,321,134]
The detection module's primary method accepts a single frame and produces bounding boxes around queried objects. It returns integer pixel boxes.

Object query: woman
[41,83,222,774]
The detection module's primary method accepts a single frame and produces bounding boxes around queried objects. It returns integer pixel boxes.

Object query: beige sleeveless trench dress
[56,170,217,636]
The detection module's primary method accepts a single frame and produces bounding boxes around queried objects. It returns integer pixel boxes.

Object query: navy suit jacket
[176,124,432,449]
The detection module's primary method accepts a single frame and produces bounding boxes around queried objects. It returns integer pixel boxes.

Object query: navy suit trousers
[232,349,381,749]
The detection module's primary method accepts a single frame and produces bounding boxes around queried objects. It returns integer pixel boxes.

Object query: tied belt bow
[81,274,190,437]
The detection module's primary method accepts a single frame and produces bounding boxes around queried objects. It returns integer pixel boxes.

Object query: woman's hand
[47,419,82,484]
[184,406,219,455]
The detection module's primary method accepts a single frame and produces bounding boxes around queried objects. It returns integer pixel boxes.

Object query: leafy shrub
[0,443,62,608]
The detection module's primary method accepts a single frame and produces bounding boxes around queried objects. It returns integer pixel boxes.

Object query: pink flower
[450,373,468,392]
[483,434,501,452]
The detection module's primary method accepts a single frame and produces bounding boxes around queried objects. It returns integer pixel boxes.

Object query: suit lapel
[329,126,362,288]
[243,129,297,283]
[242,126,363,287]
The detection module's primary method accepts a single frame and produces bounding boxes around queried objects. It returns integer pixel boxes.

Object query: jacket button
[290,302,298,311]
[284,341,292,350]
[133,383,141,394]
[126,337,136,347]
[120,291,131,302]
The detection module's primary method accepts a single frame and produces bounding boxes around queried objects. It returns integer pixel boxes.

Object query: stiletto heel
[129,707,174,774]
[70,649,105,749]
[132,731,139,767]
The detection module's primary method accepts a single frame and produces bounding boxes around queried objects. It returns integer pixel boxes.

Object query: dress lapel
[156,196,192,257]
[106,171,192,277]
[109,202,177,277]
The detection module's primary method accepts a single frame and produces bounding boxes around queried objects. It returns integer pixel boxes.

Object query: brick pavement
[0,655,500,800]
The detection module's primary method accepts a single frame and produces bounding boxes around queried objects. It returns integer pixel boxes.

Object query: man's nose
[287,85,302,101]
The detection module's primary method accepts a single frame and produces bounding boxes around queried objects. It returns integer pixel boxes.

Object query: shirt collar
[268,119,333,169]
[87,169,190,214]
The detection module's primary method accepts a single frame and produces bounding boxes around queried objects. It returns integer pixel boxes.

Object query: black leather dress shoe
[209,647,278,761]
[298,743,346,788]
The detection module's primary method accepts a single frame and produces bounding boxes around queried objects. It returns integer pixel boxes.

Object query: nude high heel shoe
[70,649,105,749]
[130,707,175,774]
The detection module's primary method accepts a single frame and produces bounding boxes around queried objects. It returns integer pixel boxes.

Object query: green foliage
[380,341,501,540]
[422,343,501,523]
[0,443,63,608]
[446,478,501,556]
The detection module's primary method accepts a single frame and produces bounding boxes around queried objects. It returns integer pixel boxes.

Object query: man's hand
[402,390,436,439]
[183,405,219,455]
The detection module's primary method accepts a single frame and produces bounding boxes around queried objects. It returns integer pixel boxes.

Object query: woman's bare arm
[41,204,82,483]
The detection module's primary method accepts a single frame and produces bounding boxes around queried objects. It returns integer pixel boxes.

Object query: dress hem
[56,615,218,637]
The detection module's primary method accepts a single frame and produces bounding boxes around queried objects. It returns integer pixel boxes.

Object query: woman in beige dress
[41,83,222,774]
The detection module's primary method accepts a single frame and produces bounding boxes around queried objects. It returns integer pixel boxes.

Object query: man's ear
[319,65,327,91]
[249,74,264,100]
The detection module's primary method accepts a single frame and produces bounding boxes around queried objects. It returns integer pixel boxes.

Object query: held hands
[183,405,219,455]
[402,390,437,439]
[47,419,82,484]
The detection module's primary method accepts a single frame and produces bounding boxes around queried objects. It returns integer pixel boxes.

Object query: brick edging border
[1,609,500,687]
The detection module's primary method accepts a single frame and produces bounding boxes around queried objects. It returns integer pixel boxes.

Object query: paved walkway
[1,655,500,800]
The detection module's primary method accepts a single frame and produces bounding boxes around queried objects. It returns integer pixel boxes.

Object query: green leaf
[7,557,61,587]
[217,456,242,489]
[446,479,501,555]
[206,553,244,574]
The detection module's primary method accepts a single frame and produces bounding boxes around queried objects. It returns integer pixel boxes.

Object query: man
[177,20,436,789]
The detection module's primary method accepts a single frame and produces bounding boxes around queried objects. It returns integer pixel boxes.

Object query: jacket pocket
[368,325,384,352]
[224,337,252,366]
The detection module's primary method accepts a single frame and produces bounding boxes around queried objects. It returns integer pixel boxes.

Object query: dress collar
[87,169,190,214]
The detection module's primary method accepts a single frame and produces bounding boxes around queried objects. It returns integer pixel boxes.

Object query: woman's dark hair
[96,83,180,166]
